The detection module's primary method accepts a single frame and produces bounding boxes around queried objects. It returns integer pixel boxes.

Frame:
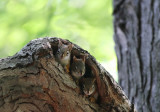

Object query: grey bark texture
[113,0,159,112]
[0,37,134,112]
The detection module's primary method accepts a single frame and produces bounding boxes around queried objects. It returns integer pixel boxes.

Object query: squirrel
[85,58,106,103]
[81,77,98,103]
[70,54,87,80]
[55,39,73,73]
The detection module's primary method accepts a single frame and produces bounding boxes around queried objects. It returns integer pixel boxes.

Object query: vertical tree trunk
[113,0,160,112]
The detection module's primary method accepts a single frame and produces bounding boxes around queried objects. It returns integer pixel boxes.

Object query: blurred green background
[0,0,117,81]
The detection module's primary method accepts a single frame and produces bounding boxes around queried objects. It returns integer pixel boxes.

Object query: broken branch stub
[0,37,135,112]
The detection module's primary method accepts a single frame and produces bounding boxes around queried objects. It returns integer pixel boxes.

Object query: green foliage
[0,0,117,81]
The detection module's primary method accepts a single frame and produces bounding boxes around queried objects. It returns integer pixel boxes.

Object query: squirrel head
[82,77,96,96]
[56,40,73,66]
[71,55,86,79]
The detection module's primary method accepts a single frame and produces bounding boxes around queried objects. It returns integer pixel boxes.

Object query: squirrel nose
[61,54,64,58]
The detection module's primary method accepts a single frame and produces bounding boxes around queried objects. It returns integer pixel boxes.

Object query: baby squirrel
[56,39,73,73]
[70,55,87,80]
[82,77,98,102]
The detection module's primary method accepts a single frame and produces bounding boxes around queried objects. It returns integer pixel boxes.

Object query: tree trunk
[113,0,159,112]
[0,37,134,112]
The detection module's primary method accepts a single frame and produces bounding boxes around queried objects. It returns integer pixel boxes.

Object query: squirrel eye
[57,49,60,53]
[66,51,70,55]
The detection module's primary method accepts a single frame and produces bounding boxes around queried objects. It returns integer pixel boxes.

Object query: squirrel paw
[64,65,70,73]
[65,68,70,73]
[89,97,96,103]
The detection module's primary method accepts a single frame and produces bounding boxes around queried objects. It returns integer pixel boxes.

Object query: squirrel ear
[58,39,63,47]
[68,44,73,51]
[73,56,77,60]
[81,55,85,62]
[80,53,88,62]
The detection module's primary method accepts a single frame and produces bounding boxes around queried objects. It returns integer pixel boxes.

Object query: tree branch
[0,37,135,112]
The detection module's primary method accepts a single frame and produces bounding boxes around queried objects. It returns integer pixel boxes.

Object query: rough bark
[113,0,160,112]
[0,37,133,112]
